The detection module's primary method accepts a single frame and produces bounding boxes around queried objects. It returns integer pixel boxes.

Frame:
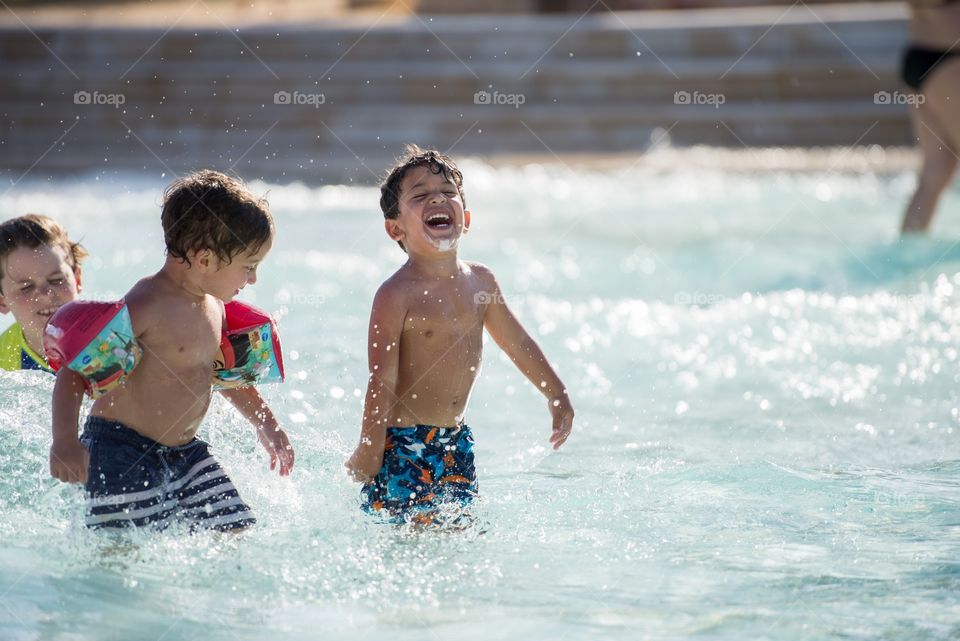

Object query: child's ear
[192,249,214,272]
[74,267,83,294]
[463,209,471,233]
[384,219,404,243]
[0,292,8,315]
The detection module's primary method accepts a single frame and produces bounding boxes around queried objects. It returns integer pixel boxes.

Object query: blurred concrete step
[0,13,904,64]
[1,100,915,156]
[2,4,915,181]
[0,59,903,113]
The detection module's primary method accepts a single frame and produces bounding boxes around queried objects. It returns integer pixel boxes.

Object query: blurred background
[1,0,913,183]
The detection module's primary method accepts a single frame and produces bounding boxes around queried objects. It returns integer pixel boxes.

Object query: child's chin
[33,309,59,325]
[430,237,460,252]
[422,230,459,244]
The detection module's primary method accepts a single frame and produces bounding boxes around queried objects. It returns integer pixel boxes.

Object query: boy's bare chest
[402,286,483,339]
[148,302,221,364]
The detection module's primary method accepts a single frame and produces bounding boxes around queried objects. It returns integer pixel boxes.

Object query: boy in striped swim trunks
[346,145,575,525]
[49,170,294,532]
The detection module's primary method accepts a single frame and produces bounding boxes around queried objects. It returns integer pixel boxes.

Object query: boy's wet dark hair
[162,170,273,267]
[380,144,465,251]
[0,214,87,294]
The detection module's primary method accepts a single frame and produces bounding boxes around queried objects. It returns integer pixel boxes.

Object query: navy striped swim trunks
[80,416,255,532]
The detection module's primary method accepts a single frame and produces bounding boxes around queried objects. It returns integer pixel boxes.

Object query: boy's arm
[49,284,155,484]
[50,368,89,483]
[478,267,574,449]
[220,386,294,476]
[345,282,405,483]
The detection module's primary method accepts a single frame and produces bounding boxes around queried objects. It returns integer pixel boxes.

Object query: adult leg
[901,59,960,234]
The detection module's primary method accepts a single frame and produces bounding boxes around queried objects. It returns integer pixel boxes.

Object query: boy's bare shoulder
[122,276,153,309]
[463,261,498,287]
[123,274,179,335]
[373,268,414,309]
[125,274,163,308]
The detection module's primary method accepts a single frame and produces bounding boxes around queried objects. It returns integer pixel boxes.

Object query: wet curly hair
[162,170,273,266]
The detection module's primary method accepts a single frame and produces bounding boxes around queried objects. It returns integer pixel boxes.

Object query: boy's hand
[345,450,375,484]
[50,439,89,483]
[257,425,295,476]
[548,393,574,449]
[219,387,294,476]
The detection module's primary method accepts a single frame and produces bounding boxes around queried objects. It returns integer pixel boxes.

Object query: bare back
[384,261,489,428]
[910,3,960,49]
[90,273,223,446]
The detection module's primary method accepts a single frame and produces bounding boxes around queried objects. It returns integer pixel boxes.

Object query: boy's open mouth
[36,306,60,319]
[424,211,453,230]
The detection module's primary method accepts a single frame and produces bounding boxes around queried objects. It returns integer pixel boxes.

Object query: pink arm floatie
[43,300,142,399]
[213,300,285,390]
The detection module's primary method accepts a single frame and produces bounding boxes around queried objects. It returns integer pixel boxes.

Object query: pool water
[1,158,959,640]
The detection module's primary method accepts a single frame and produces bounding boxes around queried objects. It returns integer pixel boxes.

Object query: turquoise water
[1,160,959,640]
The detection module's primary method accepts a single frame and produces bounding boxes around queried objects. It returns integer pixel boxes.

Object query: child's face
[205,235,273,302]
[388,165,469,255]
[0,243,81,337]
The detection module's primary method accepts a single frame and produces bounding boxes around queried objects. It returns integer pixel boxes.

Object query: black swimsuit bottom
[902,46,960,90]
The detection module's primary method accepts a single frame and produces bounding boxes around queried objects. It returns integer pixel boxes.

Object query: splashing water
[1,157,959,640]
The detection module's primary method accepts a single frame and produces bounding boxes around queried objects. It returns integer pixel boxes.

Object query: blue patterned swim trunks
[361,424,478,522]
[81,416,256,532]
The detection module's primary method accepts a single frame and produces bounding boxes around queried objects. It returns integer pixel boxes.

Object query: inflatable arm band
[213,300,284,391]
[43,301,142,399]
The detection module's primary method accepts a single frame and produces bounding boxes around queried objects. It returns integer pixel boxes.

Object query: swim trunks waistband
[386,423,466,433]
[82,416,196,451]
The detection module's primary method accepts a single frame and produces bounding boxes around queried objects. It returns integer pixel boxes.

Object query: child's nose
[247,270,258,285]
[36,283,56,300]
[428,191,446,204]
